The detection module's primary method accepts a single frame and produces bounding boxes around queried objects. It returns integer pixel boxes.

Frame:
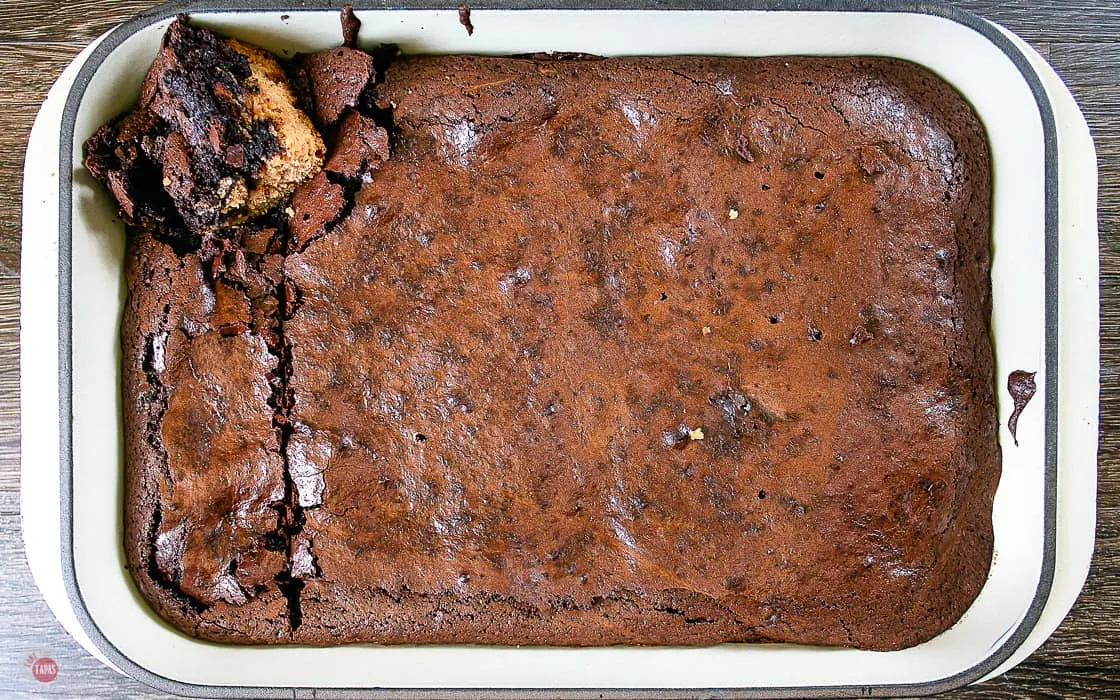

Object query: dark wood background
[0,0,1115,696]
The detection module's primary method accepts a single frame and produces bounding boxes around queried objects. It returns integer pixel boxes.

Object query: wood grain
[0,44,87,278]
[0,0,1116,697]
[0,278,17,522]
[0,0,1117,43]
[960,0,1120,42]
[0,0,157,43]
[1050,43,1120,84]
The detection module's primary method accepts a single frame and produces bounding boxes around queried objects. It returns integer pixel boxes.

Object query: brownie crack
[139,302,173,483]
[268,250,307,631]
[268,44,403,631]
[136,270,213,615]
[145,503,208,614]
[766,96,828,137]
[294,170,362,254]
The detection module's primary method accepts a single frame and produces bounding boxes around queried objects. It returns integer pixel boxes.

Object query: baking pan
[20,1,1099,697]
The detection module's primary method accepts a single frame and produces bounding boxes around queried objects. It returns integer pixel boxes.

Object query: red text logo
[26,654,59,683]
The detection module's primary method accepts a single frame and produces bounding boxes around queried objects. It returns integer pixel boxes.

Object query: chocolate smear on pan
[341,4,361,47]
[1007,370,1037,446]
[459,4,475,36]
[512,51,604,61]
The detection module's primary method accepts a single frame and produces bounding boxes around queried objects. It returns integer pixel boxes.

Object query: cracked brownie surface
[93,17,998,649]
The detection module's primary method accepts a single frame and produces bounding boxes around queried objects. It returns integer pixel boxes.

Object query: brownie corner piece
[86,16,325,247]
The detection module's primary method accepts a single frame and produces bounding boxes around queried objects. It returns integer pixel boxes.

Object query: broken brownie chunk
[85,16,324,248]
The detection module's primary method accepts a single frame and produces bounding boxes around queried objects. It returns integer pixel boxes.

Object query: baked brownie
[86,17,324,250]
[93,20,998,650]
[122,229,297,641]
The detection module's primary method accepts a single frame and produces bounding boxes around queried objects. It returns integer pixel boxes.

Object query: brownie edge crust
[98,18,999,650]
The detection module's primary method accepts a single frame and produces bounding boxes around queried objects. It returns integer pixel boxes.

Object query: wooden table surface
[0,0,1115,697]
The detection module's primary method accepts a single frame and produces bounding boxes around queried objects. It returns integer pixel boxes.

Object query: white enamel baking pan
[20,1,1099,697]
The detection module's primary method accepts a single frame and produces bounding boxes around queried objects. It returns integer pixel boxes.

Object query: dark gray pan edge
[54,1,1061,697]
